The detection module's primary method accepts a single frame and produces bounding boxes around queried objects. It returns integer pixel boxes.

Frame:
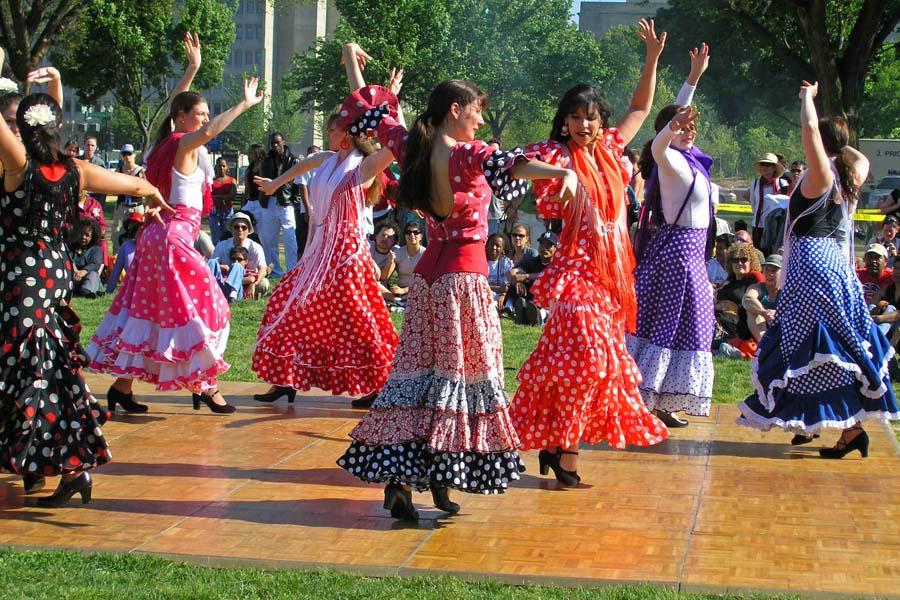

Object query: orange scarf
[564,138,637,331]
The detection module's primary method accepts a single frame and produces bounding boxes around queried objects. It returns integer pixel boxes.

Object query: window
[257,0,264,14]
[255,50,263,66]
[245,50,253,66]
[235,50,242,65]
[256,24,263,40]
[238,0,244,15]
[236,25,243,40]
[213,103,223,115]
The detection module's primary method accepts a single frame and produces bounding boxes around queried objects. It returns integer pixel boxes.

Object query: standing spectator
[507,231,558,325]
[293,144,320,257]
[369,220,398,284]
[507,222,538,265]
[69,217,104,298]
[106,213,143,294]
[486,232,514,313]
[63,138,79,158]
[77,190,109,265]
[242,143,266,218]
[786,160,806,194]
[741,152,790,247]
[111,143,145,252]
[259,132,300,278]
[390,221,425,297]
[211,212,269,299]
[869,215,900,268]
[743,254,782,341]
[857,243,893,304]
[626,146,644,202]
[83,135,107,202]
[210,157,236,243]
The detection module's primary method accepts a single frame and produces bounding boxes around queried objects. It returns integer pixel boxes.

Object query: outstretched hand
[637,18,666,60]
[670,105,698,133]
[254,176,276,197]
[799,80,818,99]
[184,32,201,71]
[243,76,263,107]
[688,43,709,83]
[387,67,403,96]
[26,66,60,85]
[341,42,372,72]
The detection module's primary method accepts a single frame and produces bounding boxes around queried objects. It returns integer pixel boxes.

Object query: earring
[562,125,569,136]
[340,138,350,150]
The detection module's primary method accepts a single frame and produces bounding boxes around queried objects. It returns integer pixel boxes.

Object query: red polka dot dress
[511,135,669,450]
[0,160,111,477]
[252,154,398,395]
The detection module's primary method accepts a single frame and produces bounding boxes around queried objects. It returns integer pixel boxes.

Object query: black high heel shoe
[351,390,378,409]
[253,387,296,404]
[36,472,92,507]
[23,474,45,495]
[430,484,460,514]
[820,430,869,459]
[654,409,688,428]
[538,448,580,486]
[192,391,236,414]
[383,482,418,521]
[107,385,148,414]
[791,433,820,446]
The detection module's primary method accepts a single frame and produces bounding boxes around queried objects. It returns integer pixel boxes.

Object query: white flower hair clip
[23,103,56,127]
[0,78,18,94]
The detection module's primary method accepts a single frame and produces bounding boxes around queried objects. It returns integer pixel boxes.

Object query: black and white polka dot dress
[0,161,111,477]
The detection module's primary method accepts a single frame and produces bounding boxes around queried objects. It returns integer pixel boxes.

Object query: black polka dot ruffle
[348,102,390,138]
[483,149,529,207]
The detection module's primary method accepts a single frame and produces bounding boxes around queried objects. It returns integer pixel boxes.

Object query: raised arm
[255,152,333,196]
[177,77,263,156]
[840,145,870,190]
[342,42,370,92]
[797,82,833,200]
[26,67,63,107]
[675,43,709,107]
[652,106,697,175]
[171,32,202,100]
[615,19,667,145]
[387,67,406,128]
[359,147,396,187]
[0,104,26,180]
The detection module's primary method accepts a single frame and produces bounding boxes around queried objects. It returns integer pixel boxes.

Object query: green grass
[0,549,791,600]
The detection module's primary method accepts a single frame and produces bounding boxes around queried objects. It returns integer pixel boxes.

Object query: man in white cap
[111,143,146,251]
[740,152,790,248]
[212,212,269,299]
[857,243,893,305]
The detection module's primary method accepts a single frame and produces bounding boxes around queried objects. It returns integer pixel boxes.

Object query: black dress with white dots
[0,160,111,477]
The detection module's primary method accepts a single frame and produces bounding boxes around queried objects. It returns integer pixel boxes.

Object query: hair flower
[23,103,56,127]
[0,78,18,94]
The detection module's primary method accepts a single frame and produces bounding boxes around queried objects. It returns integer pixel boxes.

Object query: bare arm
[177,77,263,156]
[255,152,333,196]
[0,104,26,182]
[741,284,766,315]
[171,32,202,100]
[359,146,396,186]
[510,160,578,203]
[26,67,63,107]
[797,82,833,200]
[615,19,666,145]
[342,42,369,91]
[841,145,870,189]
[76,160,171,223]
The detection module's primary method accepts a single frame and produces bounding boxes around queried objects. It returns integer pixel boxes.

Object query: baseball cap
[762,254,782,269]
[120,143,135,154]
[537,231,559,247]
[866,243,888,258]
[883,215,899,225]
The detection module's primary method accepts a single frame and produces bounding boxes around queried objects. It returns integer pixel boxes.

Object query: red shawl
[145,132,213,215]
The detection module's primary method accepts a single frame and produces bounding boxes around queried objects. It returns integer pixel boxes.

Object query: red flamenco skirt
[511,265,669,450]
[87,206,230,392]
[252,234,397,396]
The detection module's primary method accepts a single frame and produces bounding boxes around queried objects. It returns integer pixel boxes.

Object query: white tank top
[168,146,212,209]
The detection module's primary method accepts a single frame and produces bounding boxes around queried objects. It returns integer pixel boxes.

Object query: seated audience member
[714,243,764,357]
[707,233,734,288]
[78,190,109,265]
[857,243,893,305]
[868,215,900,268]
[507,231,558,325]
[390,221,426,297]
[105,212,143,294]
[734,227,766,265]
[369,220,398,284]
[871,266,900,344]
[212,247,249,303]
[486,233,514,313]
[507,222,538,266]
[742,254,782,342]
[212,212,269,299]
[70,217,104,298]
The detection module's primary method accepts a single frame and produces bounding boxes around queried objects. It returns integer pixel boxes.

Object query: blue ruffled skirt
[738,236,899,433]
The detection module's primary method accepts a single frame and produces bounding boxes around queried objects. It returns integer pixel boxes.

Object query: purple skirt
[626,225,714,416]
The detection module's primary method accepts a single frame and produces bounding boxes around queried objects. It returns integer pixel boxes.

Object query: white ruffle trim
[627,336,714,398]
[639,389,711,417]
[752,340,895,413]
[736,403,900,435]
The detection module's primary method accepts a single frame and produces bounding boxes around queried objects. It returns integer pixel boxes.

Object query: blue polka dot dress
[738,185,899,433]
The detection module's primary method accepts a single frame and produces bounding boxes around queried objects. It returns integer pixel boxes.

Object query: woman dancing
[737,81,899,455]
[336,42,578,520]
[88,34,263,414]
[511,19,670,487]
[0,92,167,506]
[250,56,401,405]
[627,43,716,427]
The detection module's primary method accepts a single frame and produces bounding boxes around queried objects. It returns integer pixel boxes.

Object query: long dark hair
[154,91,205,147]
[818,117,858,204]
[638,104,680,181]
[247,143,266,166]
[16,93,65,165]
[397,80,488,215]
[549,84,613,143]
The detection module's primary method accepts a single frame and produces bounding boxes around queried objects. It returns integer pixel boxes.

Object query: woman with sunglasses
[627,44,716,427]
[713,243,764,357]
[389,221,426,298]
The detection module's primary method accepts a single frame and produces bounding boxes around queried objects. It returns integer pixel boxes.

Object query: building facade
[578,0,668,40]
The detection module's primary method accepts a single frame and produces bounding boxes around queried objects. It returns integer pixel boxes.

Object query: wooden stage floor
[2,375,899,598]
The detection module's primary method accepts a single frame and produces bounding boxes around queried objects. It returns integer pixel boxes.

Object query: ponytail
[153,115,175,149]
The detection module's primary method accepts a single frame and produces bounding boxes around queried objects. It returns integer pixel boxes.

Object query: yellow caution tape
[718,203,885,223]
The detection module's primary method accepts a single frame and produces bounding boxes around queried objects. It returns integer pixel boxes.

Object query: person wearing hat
[740,152,790,247]
[111,143,146,252]
[742,253,782,342]
[868,214,900,268]
[857,243,893,304]
[506,230,558,325]
[105,211,145,294]
[211,211,269,299]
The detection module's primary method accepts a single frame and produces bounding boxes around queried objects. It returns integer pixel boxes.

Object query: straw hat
[754,152,786,177]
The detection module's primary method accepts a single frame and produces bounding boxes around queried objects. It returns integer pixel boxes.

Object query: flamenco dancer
[627,44,716,428]
[88,34,263,414]
[0,92,167,506]
[737,81,899,456]
[337,42,578,520]
[249,53,401,406]
[511,19,670,487]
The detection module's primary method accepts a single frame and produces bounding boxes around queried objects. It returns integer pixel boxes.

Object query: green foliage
[287,0,608,141]
[859,47,900,138]
[53,0,236,151]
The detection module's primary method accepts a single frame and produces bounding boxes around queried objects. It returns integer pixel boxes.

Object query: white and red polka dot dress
[252,158,398,395]
[511,136,669,450]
